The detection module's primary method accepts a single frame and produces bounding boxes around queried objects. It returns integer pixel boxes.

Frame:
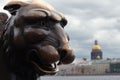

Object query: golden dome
[92,45,101,50]
[92,40,101,50]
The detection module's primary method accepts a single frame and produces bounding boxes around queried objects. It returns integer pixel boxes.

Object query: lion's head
[0,0,75,78]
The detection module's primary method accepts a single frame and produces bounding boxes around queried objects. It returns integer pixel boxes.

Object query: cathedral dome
[92,45,101,50]
[91,40,103,60]
[92,40,101,50]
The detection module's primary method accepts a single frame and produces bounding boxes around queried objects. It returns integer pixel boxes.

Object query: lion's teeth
[56,61,59,64]
[51,63,55,67]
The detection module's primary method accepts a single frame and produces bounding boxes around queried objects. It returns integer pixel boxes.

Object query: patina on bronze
[0,0,75,80]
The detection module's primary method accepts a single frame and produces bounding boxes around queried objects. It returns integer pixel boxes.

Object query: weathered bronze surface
[0,0,75,80]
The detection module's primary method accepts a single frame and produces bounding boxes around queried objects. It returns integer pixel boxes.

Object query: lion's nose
[58,44,75,65]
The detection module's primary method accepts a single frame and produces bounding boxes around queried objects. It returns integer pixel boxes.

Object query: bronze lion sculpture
[0,0,75,80]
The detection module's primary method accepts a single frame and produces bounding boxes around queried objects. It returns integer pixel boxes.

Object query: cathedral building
[91,40,103,60]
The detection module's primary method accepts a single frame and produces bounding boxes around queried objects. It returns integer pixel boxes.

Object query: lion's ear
[4,4,21,15]
[3,1,27,15]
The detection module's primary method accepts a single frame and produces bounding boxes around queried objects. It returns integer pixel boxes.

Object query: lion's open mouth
[27,48,59,75]
[31,61,59,74]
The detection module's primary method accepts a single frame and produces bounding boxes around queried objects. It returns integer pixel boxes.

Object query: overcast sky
[1,0,120,60]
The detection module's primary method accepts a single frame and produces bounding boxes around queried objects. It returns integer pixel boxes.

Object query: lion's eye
[39,21,45,26]
[25,19,50,30]
[25,19,38,25]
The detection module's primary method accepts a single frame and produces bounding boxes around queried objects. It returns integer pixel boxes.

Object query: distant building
[91,40,103,60]
[58,59,120,75]
[57,40,120,75]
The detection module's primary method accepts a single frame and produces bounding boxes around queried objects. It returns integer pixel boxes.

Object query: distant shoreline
[58,74,120,76]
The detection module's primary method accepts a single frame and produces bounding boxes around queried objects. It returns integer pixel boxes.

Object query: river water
[38,75,120,80]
